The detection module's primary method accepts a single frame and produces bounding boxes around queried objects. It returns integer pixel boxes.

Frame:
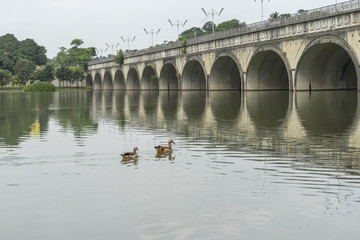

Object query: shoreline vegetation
[0,85,93,92]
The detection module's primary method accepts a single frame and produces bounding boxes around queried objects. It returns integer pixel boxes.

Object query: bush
[22,82,56,92]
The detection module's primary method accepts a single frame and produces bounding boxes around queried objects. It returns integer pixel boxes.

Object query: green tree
[70,39,84,48]
[0,34,19,73]
[0,69,12,87]
[32,65,54,83]
[52,39,96,71]
[217,19,246,31]
[14,58,36,75]
[19,38,47,66]
[114,49,124,65]
[202,21,217,32]
[269,12,280,19]
[69,66,84,87]
[180,27,203,39]
[55,66,72,87]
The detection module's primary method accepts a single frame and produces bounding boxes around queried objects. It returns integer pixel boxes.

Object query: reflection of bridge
[88,90,360,163]
[87,1,360,91]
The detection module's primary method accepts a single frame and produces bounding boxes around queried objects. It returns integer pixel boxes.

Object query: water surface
[0,90,360,240]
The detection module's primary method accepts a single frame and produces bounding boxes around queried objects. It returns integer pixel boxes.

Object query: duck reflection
[296,91,357,136]
[155,152,175,161]
[210,91,241,122]
[246,91,289,131]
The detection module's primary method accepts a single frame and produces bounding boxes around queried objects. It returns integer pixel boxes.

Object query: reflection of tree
[0,92,52,146]
[53,91,98,140]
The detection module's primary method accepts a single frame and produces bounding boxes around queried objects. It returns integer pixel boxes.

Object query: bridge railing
[89,0,360,66]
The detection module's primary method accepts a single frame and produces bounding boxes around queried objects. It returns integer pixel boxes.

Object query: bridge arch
[86,74,93,87]
[103,71,113,90]
[94,72,102,90]
[209,52,243,90]
[127,67,140,90]
[182,57,207,90]
[141,65,159,90]
[295,36,359,91]
[159,62,179,90]
[114,70,125,90]
[247,45,291,90]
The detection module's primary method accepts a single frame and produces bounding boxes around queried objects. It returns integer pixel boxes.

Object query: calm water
[0,90,360,240]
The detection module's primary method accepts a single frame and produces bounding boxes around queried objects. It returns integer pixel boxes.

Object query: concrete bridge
[86,0,360,91]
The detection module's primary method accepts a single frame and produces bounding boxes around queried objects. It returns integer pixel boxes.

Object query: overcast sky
[0,0,341,58]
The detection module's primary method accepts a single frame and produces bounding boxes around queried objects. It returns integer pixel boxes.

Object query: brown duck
[154,140,175,154]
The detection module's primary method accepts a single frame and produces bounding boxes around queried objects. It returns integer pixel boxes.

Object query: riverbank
[0,86,93,92]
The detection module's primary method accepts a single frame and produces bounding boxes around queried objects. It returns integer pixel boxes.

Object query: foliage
[114,49,124,65]
[298,9,308,14]
[22,82,56,92]
[217,19,246,31]
[52,39,96,71]
[180,27,203,39]
[0,69,12,87]
[202,21,217,32]
[32,65,54,83]
[14,58,36,75]
[181,39,187,54]
[0,34,47,73]
[55,66,72,83]
[151,75,159,81]
[70,39,84,48]
[269,12,280,19]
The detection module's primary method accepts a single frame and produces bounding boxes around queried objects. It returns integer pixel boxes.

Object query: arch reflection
[296,91,357,135]
[210,91,241,122]
[246,91,290,131]
[182,91,206,120]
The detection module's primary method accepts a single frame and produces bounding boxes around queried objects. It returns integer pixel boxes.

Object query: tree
[0,34,47,73]
[217,19,246,31]
[0,34,19,73]
[32,65,54,83]
[52,39,96,71]
[0,69,12,87]
[19,38,47,66]
[202,21,217,32]
[14,58,36,75]
[114,49,124,65]
[55,66,72,87]
[180,27,203,39]
[269,12,280,19]
[69,66,84,87]
[70,39,84,48]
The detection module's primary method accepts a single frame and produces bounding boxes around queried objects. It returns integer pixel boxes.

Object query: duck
[154,140,175,154]
[121,147,139,160]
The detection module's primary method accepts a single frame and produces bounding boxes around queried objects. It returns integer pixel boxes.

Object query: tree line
[0,34,96,88]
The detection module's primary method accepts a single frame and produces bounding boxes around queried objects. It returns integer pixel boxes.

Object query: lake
[0,90,360,240]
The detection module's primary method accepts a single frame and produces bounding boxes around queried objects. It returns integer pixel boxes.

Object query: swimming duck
[121,147,139,160]
[154,140,175,154]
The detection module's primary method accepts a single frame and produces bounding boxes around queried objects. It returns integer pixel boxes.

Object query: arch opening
[296,43,357,90]
[94,73,102,90]
[114,70,125,90]
[127,68,140,90]
[86,74,93,87]
[182,60,206,90]
[141,66,159,90]
[103,71,113,90]
[247,50,289,90]
[210,56,241,90]
[159,63,178,90]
